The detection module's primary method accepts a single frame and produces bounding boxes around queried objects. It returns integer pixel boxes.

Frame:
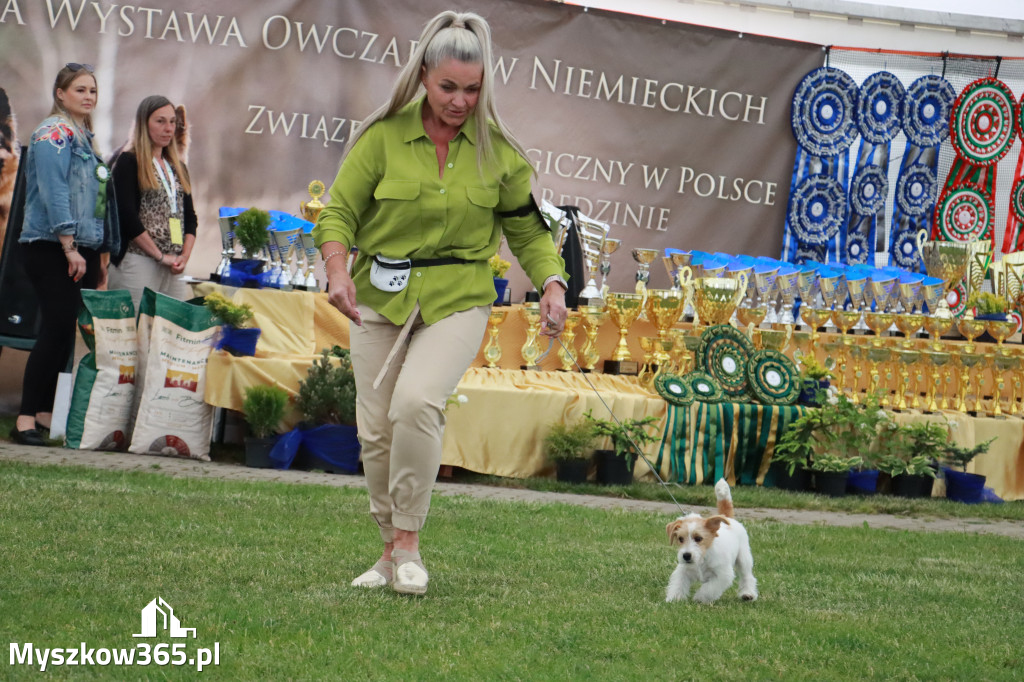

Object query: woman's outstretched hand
[539,280,567,338]
[327,264,362,326]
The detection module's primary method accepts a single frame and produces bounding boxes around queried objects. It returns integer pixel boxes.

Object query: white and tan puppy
[665,479,758,604]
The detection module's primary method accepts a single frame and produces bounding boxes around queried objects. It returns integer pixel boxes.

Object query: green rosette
[654,373,695,407]
[747,349,800,406]
[698,324,754,400]
[684,370,725,404]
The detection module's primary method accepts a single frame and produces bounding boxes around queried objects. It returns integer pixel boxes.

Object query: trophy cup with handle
[576,215,609,305]
[631,248,660,298]
[300,180,326,224]
[298,228,320,291]
[599,238,621,299]
[603,292,644,375]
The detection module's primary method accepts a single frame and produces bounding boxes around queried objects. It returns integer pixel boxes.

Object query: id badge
[169,217,183,245]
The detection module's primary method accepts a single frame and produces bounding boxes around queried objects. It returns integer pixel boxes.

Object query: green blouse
[313,97,567,325]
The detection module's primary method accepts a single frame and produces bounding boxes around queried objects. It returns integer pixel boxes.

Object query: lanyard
[153,157,178,214]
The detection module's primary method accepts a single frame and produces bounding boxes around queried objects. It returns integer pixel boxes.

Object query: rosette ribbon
[847,72,904,265]
[783,66,859,265]
[889,75,955,271]
[1001,92,1024,253]
[934,77,1016,249]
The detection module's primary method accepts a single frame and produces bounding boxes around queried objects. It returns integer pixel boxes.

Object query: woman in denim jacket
[12,63,115,446]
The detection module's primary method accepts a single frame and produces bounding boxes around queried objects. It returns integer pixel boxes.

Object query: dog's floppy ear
[704,515,730,536]
[666,519,685,544]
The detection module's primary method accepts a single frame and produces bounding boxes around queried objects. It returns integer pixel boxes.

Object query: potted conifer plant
[231,207,272,285]
[583,410,659,486]
[203,290,260,356]
[241,384,289,468]
[942,436,996,504]
[543,419,597,484]
[289,347,360,474]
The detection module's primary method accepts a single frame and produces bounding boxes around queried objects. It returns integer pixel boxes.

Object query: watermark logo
[134,597,196,638]
[9,598,219,672]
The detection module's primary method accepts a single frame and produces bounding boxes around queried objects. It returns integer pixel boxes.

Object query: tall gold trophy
[603,292,644,375]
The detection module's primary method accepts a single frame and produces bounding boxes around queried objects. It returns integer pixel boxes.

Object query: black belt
[372,255,471,269]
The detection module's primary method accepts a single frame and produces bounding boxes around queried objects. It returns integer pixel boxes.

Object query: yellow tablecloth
[195,284,1024,500]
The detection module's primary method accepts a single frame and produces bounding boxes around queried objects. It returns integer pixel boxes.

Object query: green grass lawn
[1,461,1022,681]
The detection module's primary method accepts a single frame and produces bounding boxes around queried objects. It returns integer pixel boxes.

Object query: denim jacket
[21,115,111,250]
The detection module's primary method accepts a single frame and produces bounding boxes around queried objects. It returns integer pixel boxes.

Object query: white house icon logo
[133,597,196,638]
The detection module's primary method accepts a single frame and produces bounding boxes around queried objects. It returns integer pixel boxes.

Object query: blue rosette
[791,67,860,157]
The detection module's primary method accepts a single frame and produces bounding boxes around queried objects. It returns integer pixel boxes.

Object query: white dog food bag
[126,287,157,439]
[66,290,137,450]
[128,291,220,461]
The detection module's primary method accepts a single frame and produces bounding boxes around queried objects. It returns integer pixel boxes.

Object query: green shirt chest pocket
[371,180,421,239]
[449,186,500,248]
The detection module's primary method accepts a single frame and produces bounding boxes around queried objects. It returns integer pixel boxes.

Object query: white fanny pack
[369,255,412,292]
[368,254,472,292]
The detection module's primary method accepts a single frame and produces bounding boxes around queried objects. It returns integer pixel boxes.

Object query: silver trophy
[271,228,302,289]
[299,231,320,291]
[214,215,238,281]
[631,248,660,295]
[576,215,609,304]
[776,268,801,325]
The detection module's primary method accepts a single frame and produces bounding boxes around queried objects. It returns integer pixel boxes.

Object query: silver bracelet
[321,250,347,276]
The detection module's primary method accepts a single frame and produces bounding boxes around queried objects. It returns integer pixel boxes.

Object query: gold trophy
[923,350,951,412]
[800,306,832,357]
[776,268,801,325]
[556,312,581,371]
[694,274,748,326]
[921,239,971,319]
[757,327,791,352]
[578,305,607,372]
[752,268,780,323]
[956,351,986,413]
[637,336,657,386]
[923,315,953,351]
[603,292,644,375]
[483,309,507,368]
[893,348,920,411]
[737,305,767,339]
[300,180,326,223]
[599,239,621,299]
[631,248,660,297]
[992,353,1019,417]
[646,289,687,379]
[519,303,544,370]
[957,317,986,354]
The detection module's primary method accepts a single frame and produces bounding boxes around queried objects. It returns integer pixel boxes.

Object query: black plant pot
[893,473,934,498]
[243,436,276,469]
[556,458,590,484]
[595,449,634,486]
[770,462,811,492]
[815,471,849,497]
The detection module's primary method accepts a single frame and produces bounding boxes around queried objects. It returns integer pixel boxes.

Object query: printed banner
[0,0,822,295]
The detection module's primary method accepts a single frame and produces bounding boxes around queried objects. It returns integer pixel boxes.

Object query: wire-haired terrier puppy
[665,479,758,604]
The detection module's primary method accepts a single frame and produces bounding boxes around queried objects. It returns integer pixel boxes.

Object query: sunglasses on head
[66,62,95,73]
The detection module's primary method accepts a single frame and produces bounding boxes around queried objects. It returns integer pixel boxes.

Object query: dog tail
[714,478,734,518]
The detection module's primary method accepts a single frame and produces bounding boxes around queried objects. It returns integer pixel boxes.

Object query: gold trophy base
[603,359,640,375]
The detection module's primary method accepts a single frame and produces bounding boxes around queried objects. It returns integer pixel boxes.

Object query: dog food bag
[66,290,137,450]
[128,291,220,461]
[126,287,157,438]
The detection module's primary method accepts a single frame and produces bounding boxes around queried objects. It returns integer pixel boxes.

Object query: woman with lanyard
[12,63,116,446]
[108,95,197,311]
[314,11,568,595]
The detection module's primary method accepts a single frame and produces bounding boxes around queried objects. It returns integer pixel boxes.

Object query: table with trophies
[198,191,1024,500]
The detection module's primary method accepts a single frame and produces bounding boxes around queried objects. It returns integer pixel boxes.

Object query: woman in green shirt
[314,10,568,596]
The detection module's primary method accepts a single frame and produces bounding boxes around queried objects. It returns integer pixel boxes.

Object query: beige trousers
[108,252,190,313]
[350,304,490,541]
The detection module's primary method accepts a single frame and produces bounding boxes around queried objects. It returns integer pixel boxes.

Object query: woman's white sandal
[350,559,393,588]
[391,549,428,595]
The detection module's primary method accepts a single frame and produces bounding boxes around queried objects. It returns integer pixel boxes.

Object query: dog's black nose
[682,552,692,562]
